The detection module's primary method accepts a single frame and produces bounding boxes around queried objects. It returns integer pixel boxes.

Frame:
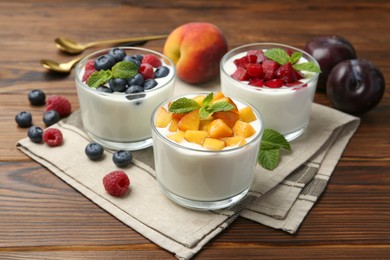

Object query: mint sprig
[258,129,292,170]
[87,61,138,88]
[168,92,235,119]
[264,48,321,73]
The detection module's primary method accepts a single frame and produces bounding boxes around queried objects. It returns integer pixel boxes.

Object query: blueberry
[94,55,116,70]
[127,73,144,87]
[28,89,46,106]
[125,85,144,94]
[43,110,60,126]
[155,66,170,78]
[144,79,158,90]
[109,78,127,92]
[15,111,32,127]
[113,150,132,167]
[96,86,113,93]
[108,48,126,62]
[85,142,104,160]
[123,55,141,67]
[27,126,43,143]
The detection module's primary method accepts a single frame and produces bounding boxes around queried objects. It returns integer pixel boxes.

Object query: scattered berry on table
[155,66,170,78]
[85,142,104,160]
[109,78,127,93]
[142,54,162,68]
[27,126,43,143]
[112,150,133,167]
[103,170,130,197]
[94,54,116,71]
[43,110,60,126]
[108,47,126,62]
[15,111,33,128]
[43,128,63,147]
[28,89,46,106]
[46,95,72,117]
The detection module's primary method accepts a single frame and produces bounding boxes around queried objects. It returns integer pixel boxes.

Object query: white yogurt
[220,43,320,141]
[75,47,175,151]
[151,94,263,210]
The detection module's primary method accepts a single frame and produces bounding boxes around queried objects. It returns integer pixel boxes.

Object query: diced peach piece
[167,131,185,143]
[239,106,257,123]
[199,119,213,131]
[178,110,200,131]
[169,118,179,132]
[211,97,239,114]
[212,111,240,128]
[212,91,225,102]
[193,95,205,106]
[202,137,225,151]
[221,136,246,146]
[233,120,256,138]
[155,107,172,128]
[184,130,208,145]
[168,101,186,120]
[207,119,233,138]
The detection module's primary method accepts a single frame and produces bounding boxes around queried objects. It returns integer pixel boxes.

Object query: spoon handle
[83,35,168,49]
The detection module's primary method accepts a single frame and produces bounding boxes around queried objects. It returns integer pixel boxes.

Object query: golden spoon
[40,56,83,73]
[55,35,168,54]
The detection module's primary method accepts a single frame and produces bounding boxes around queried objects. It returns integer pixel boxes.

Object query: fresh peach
[163,22,228,84]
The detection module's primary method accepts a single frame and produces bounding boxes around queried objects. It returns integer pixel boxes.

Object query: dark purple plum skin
[327,59,385,115]
[304,35,357,91]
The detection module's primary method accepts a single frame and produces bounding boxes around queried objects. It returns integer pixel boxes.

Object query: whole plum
[304,35,357,91]
[327,59,385,115]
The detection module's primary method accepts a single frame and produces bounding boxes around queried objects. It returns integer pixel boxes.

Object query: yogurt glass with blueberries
[75,47,175,150]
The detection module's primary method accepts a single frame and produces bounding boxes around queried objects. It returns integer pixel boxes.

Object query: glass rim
[74,46,176,98]
[151,92,264,154]
[220,42,320,90]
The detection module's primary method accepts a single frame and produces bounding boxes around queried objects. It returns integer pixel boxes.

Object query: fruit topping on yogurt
[82,48,171,95]
[154,92,260,151]
[230,48,321,88]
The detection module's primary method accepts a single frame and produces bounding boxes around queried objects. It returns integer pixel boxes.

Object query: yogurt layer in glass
[151,92,263,210]
[74,47,175,150]
[221,43,320,141]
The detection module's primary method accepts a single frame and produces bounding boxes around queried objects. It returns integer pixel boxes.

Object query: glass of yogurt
[220,43,320,141]
[74,47,175,151]
[151,92,264,210]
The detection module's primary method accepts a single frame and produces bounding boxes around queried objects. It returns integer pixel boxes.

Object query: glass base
[158,182,250,211]
[85,130,153,151]
[283,126,306,142]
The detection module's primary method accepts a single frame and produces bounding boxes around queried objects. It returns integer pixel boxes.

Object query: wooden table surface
[1,0,389,259]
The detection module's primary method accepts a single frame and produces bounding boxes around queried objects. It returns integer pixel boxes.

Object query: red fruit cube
[245,63,263,78]
[247,49,266,63]
[264,79,284,88]
[275,62,297,83]
[262,60,279,80]
[285,81,304,87]
[231,67,249,81]
[249,78,264,87]
[234,56,251,68]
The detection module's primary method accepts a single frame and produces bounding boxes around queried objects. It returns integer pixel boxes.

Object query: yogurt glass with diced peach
[151,92,263,210]
[221,43,320,141]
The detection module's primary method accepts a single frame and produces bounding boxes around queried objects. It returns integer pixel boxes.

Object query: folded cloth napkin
[17,80,360,259]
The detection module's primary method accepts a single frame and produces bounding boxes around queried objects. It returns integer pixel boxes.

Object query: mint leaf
[87,70,112,88]
[293,62,321,73]
[261,129,291,151]
[199,106,209,119]
[168,97,200,114]
[258,149,280,171]
[202,92,214,107]
[289,51,302,64]
[258,128,292,170]
[112,61,139,79]
[208,101,235,114]
[264,48,290,65]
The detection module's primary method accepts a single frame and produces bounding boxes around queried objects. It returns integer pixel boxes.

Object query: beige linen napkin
[16,80,360,259]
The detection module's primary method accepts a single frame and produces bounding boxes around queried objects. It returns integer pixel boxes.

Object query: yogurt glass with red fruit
[75,47,175,150]
[151,92,263,210]
[220,43,320,141]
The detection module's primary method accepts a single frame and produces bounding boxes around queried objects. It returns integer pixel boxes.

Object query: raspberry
[275,62,297,83]
[85,60,95,71]
[46,95,72,117]
[231,67,249,81]
[103,170,130,197]
[141,54,162,68]
[139,63,155,80]
[43,128,63,147]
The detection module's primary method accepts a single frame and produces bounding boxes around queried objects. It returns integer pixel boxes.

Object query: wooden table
[1,0,389,259]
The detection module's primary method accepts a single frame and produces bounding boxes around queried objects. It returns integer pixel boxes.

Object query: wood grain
[0,0,389,259]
